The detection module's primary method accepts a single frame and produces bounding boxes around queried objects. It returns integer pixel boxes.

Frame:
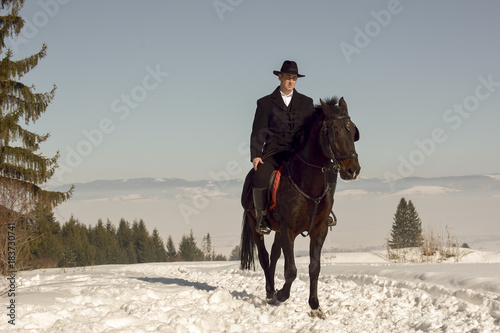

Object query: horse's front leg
[253,234,274,299]
[266,232,282,304]
[308,223,328,319]
[276,228,297,303]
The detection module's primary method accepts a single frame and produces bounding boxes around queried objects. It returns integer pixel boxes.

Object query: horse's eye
[345,120,351,131]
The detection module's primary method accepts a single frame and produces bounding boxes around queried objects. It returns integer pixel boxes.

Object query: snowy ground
[3,250,500,333]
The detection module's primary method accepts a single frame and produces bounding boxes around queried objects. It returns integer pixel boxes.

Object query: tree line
[22,206,235,270]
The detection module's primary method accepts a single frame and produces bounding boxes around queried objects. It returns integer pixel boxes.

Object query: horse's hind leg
[308,225,328,319]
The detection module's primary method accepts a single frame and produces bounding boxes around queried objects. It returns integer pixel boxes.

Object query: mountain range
[50,173,500,201]
[49,173,500,255]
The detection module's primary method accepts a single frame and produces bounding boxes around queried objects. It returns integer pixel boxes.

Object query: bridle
[286,112,359,237]
[320,114,359,164]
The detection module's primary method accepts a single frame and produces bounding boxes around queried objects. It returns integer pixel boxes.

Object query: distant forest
[26,207,237,270]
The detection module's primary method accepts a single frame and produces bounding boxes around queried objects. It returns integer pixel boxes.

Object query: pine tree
[150,228,168,262]
[105,220,126,264]
[178,230,204,261]
[166,235,176,261]
[30,205,63,268]
[89,219,107,265]
[0,0,72,207]
[389,197,423,249]
[132,219,154,263]
[89,219,123,265]
[229,245,240,261]
[406,200,423,247]
[0,0,72,272]
[60,216,95,267]
[117,218,136,264]
[202,232,212,261]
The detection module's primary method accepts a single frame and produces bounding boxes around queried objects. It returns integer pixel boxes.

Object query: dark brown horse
[240,97,360,319]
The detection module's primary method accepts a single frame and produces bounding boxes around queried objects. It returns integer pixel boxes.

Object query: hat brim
[273,70,305,78]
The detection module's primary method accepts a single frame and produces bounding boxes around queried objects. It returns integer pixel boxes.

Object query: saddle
[241,164,338,228]
[241,165,283,213]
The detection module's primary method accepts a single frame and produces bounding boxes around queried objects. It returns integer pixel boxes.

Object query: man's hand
[252,157,264,171]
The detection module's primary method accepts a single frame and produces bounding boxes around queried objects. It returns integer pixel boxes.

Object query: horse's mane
[293,97,339,151]
[314,97,339,113]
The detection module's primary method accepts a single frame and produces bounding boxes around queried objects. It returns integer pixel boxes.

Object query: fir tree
[105,220,127,264]
[178,230,204,261]
[0,0,72,272]
[117,218,136,264]
[89,219,123,265]
[89,219,107,265]
[150,228,168,262]
[30,205,63,268]
[229,245,240,261]
[389,198,423,249]
[60,216,95,267]
[202,232,212,261]
[166,235,176,261]
[0,0,72,207]
[132,219,154,263]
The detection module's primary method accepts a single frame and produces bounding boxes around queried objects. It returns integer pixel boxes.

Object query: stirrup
[327,211,337,228]
[258,225,271,235]
[257,220,271,235]
[257,214,271,235]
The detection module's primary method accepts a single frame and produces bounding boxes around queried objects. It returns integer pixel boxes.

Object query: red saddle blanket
[268,165,283,212]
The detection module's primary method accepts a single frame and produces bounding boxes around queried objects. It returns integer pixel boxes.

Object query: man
[250,60,316,235]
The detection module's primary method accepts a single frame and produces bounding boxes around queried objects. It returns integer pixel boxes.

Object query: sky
[7,0,500,185]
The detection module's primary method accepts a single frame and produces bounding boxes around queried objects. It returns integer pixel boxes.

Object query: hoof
[310,307,326,320]
[266,291,279,306]
[276,290,289,303]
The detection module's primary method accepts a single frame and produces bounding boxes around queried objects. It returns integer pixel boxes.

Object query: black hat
[273,60,305,77]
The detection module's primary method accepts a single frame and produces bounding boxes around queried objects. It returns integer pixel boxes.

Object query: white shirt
[280,90,293,107]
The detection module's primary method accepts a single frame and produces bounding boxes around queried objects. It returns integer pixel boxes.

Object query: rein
[286,112,356,237]
[285,155,337,237]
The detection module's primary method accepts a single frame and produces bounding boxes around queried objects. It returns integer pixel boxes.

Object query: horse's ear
[339,97,348,113]
[320,99,334,116]
[319,98,326,108]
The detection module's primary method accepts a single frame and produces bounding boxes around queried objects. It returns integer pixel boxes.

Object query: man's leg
[252,158,277,235]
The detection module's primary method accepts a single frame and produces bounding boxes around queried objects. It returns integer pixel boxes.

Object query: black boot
[252,187,271,235]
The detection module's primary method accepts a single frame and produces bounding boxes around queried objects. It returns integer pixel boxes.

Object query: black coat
[250,87,315,162]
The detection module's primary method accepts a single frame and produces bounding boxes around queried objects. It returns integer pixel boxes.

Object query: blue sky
[10,0,500,185]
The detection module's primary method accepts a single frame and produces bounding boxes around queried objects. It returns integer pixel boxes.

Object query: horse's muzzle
[339,158,360,180]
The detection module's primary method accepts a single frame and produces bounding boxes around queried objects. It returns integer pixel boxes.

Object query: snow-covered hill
[4,250,500,332]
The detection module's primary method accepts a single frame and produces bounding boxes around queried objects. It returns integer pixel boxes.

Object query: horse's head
[319,97,361,180]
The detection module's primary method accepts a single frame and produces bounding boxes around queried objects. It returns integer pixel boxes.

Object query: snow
[392,186,461,197]
[4,250,500,332]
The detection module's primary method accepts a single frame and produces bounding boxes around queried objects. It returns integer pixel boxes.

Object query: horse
[240,97,360,319]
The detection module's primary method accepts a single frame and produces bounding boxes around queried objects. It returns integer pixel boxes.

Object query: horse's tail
[240,211,255,270]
